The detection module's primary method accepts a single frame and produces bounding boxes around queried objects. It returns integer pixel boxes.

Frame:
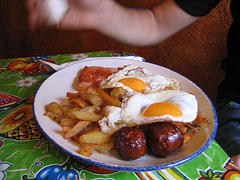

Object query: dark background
[0,0,233,103]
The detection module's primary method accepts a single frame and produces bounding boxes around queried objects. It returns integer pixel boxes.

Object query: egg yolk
[118,78,146,92]
[143,102,183,117]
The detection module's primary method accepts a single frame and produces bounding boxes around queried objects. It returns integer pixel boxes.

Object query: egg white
[122,90,198,124]
[99,90,198,134]
[100,65,180,96]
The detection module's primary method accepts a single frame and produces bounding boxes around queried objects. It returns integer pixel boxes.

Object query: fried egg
[100,65,180,96]
[99,90,198,134]
[122,90,198,123]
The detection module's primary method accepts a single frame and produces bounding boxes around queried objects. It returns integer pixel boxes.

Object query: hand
[25,0,197,46]
[59,0,114,30]
[25,0,113,30]
[25,0,44,29]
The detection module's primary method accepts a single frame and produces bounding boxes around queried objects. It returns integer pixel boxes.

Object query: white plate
[33,58,217,171]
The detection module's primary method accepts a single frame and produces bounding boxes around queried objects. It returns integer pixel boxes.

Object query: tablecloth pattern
[0,52,240,180]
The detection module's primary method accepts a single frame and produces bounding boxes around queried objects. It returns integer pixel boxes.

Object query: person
[26,0,240,166]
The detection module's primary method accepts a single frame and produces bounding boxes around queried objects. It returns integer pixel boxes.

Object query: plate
[33,58,218,171]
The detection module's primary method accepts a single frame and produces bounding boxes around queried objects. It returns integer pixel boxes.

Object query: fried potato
[44,111,61,123]
[110,87,126,100]
[60,117,79,127]
[68,97,88,108]
[64,120,92,139]
[97,88,121,107]
[68,106,102,121]
[85,93,103,110]
[78,128,111,144]
[46,102,64,117]
[183,134,191,144]
[91,141,114,154]
[75,89,103,111]
[86,87,99,95]
[66,91,81,98]
[62,126,71,133]
[59,98,70,105]
[61,104,74,117]
[45,86,125,157]
[77,143,94,157]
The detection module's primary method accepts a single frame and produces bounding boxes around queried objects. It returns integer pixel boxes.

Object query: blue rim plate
[33,58,218,171]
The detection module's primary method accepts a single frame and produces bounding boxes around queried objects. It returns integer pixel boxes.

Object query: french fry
[61,104,74,117]
[68,106,102,121]
[86,87,99,95]
[45,86,125,157]
[92,141,114,154]
[77,92,102,111]
[65,108,77,119]
[66,92,80,98]
[84,93,103,110]
[44,111,61,123]
[64,120,92,139]
[62,126,71,134]
[68,97,88,108]
[60,117,79,127]
[78,128,111,144]
[97,88,121,107]
[110,87,126,100]
[59,98,70,105]
[46,102,64,117]
[77,143,94,157]
[183,134,191,144]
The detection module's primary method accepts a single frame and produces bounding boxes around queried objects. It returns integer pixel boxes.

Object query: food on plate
[64,120,92,139]
[99,89,198,135]
[45,102,64,121]
[67,106,102,121]
[100,65,180,97]
[76,66,120,90]
[44,64,205,160]
[78,128,112,145]
[147,122,184,157]
[114,127,147,160]
[97,88,122,107]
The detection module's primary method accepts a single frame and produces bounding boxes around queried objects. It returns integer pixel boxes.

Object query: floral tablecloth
[0,51,240,180]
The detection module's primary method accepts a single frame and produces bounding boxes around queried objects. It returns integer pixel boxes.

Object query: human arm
[60,0,198,46]
[26,0,198,46]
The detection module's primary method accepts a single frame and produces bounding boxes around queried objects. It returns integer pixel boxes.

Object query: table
[0,51,239,180]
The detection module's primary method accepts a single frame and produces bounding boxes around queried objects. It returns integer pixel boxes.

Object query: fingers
[26,0,60,30]
[58,0,81,29]
[58,10,78,29]
[59,10,93,30]
[26,0,93,30]
[58,1,95,30]
[25,0,41,30]
[29,5,41,30]
[25,0,37,10]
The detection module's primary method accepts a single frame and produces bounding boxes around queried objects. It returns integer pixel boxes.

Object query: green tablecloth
[0,52,239,180]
